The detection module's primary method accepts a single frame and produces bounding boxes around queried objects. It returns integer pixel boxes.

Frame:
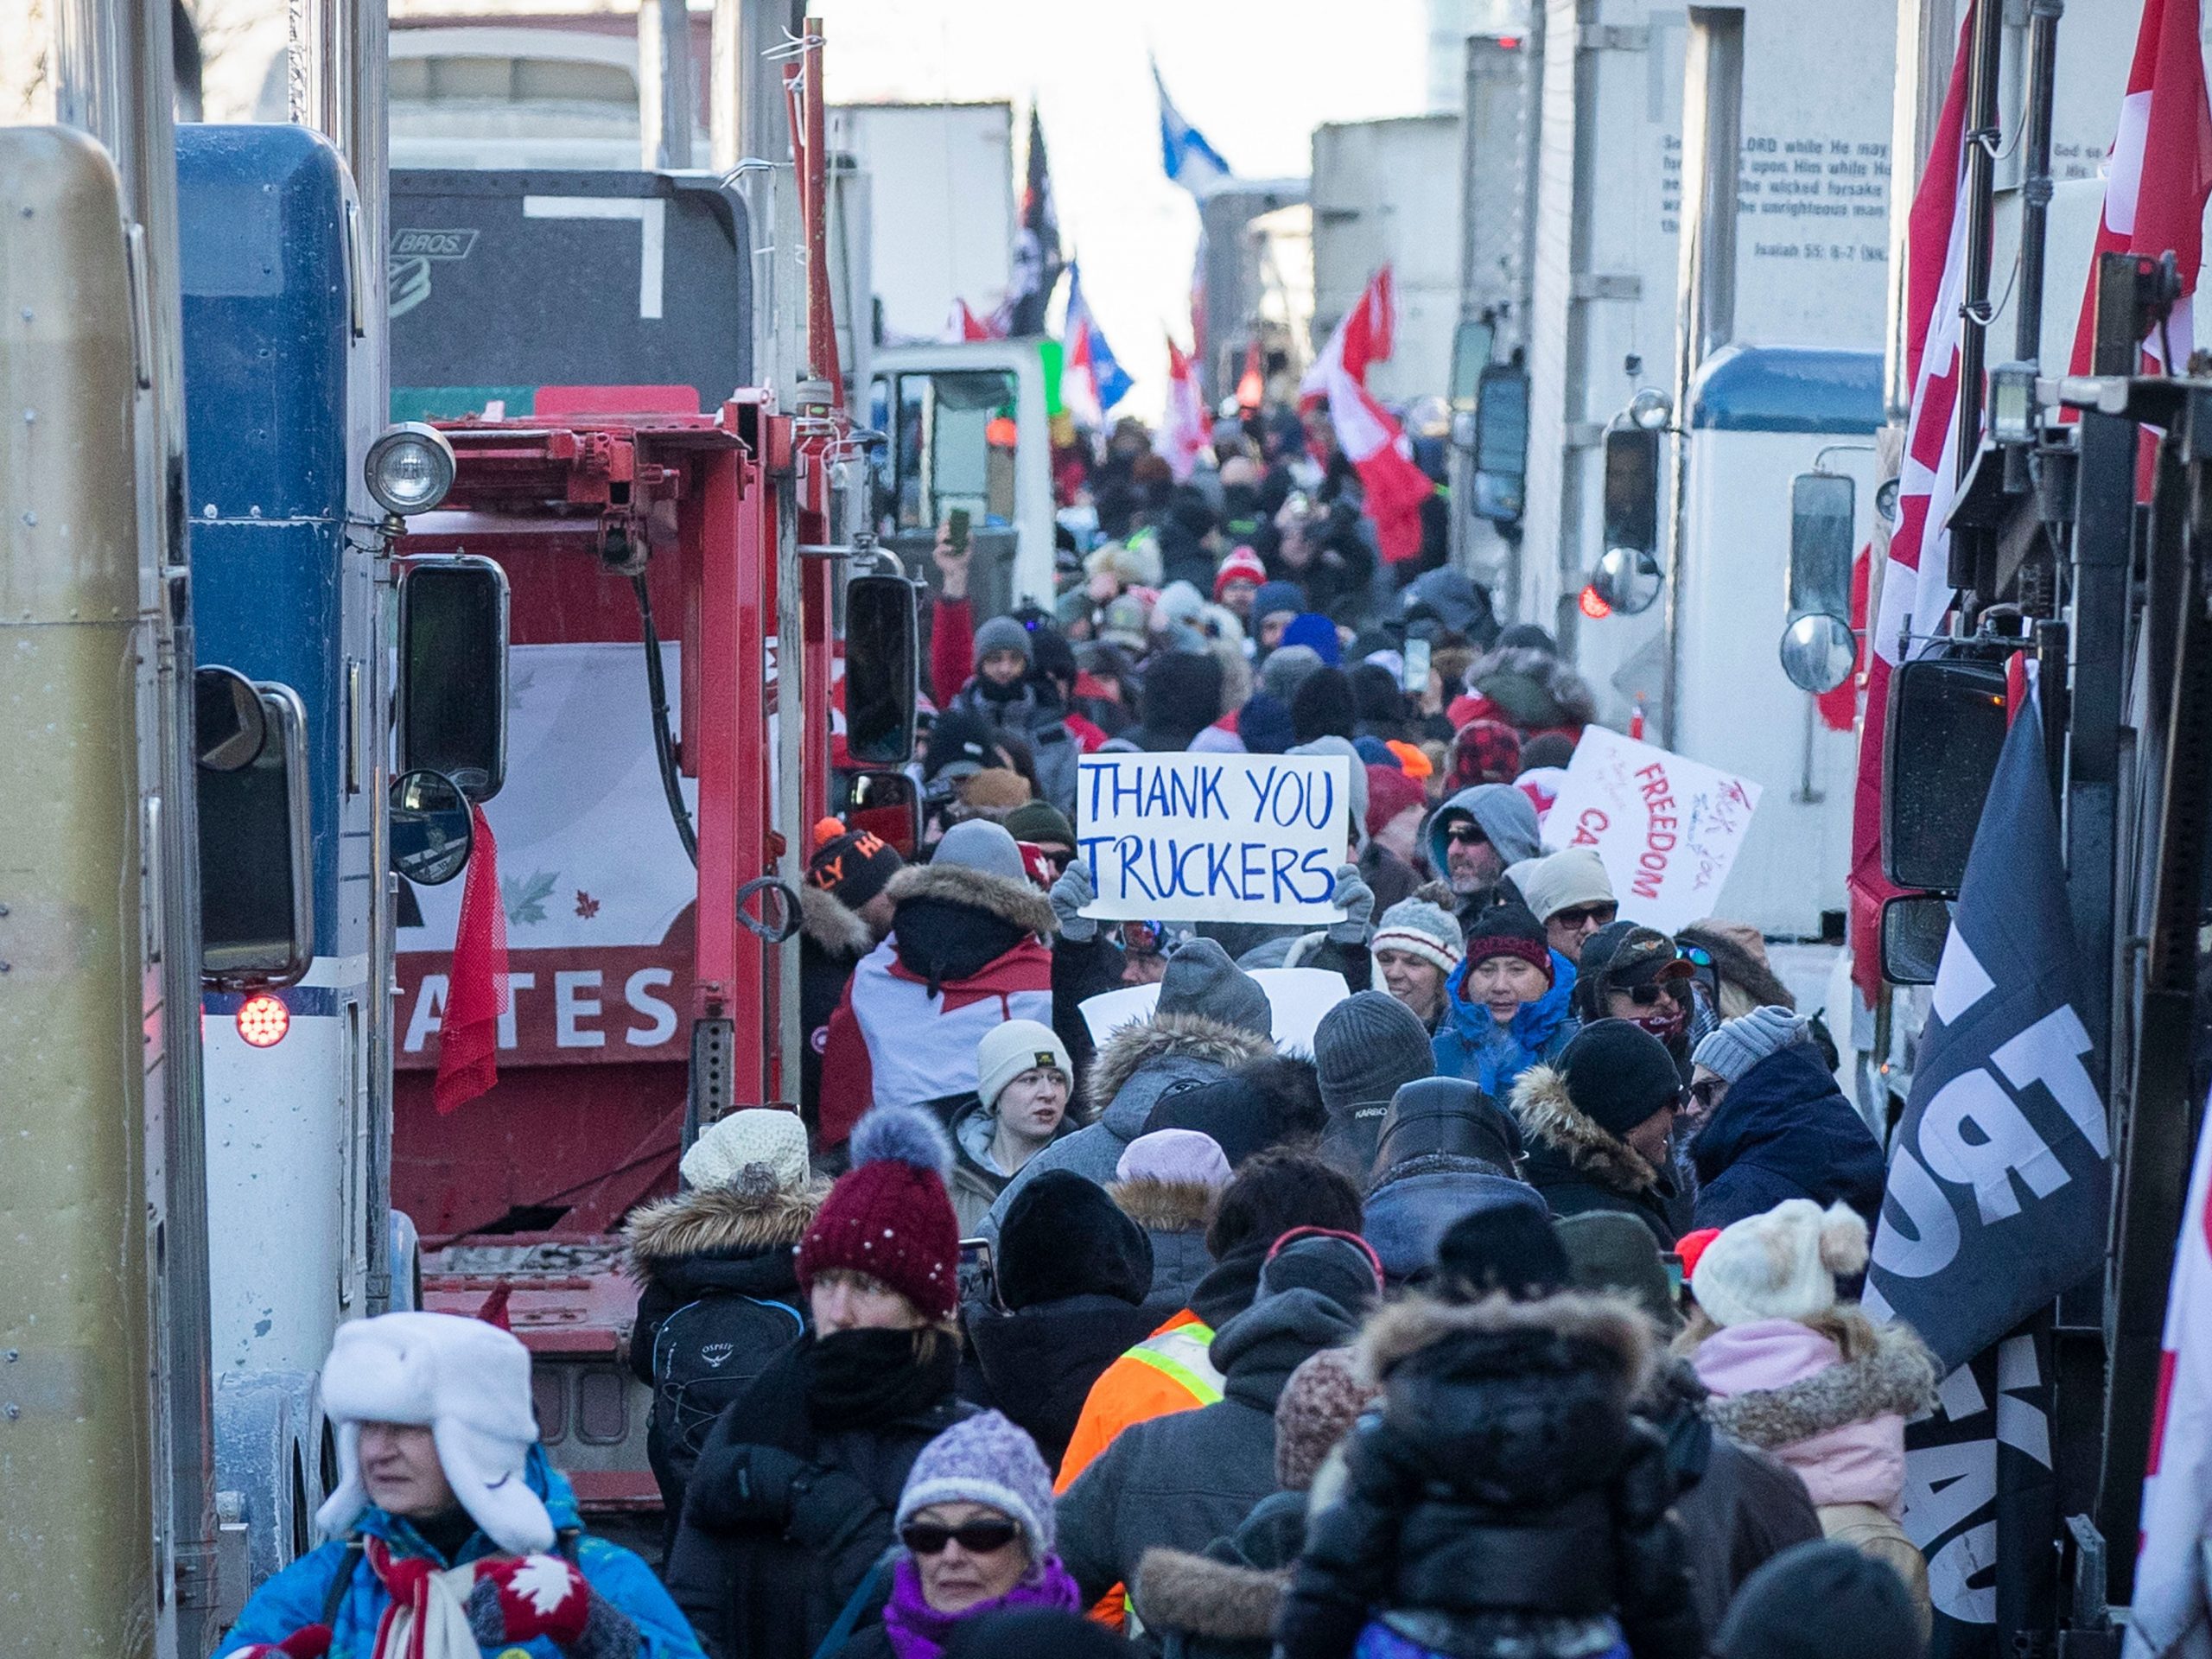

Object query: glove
[469,1554,591,1648]
[1050,860,1098,943]
[224,1629,332,1659]
[1327,862,1374,945]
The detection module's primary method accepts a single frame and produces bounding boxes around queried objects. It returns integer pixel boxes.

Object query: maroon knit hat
[797,1104,961,1320]
[1463,901,1554,983]
[1451,719,1524,789]
[1364,763,1427,841]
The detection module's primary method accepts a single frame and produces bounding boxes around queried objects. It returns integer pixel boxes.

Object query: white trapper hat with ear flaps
[1688,1199,1870,1330]
[315,1311,555,1555]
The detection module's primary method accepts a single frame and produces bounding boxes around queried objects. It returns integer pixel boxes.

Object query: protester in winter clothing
[1430,1198,1573,1302]
[1368,887,1464,1033]
[1281,612,1344,666]
[626,1109,823,1531]
[982,939,1275,1235]
[1363,1078,1551,1283]
[1135,1346,1381,1659]
[963,1173,1159,1472]
[1057,1235,1375,1605]
[1358,764,1426,914]
[946,1021,1075,1233]
[1424,784,1544,919]
[225,1313,700,1659]
[1510,1020,1687,1248]
[803,829,905,1128]
[1432,903,1577,1096]
[1109,1128,1234,1309]
[1117,649,1226,752]
[1716,1540,1926,1659]
[1313,991,1437,1175]
[826,1412,1082,1659]
[819,821,1058,1150]
[1688,1012,1884,1232]
[1459,639,1599,741]
[1508,849,1618,967]
[1001,800,1077,868]
[1684,1201,1939,1630]
[668,1106,975,1659]
[1446,719,1522,790]
[1275,1283,1701,1659]
[1237,691,1297,754]
[1571,924,1700,1063]
[1553,1211,1682,1334]
[936,614,1080,817]
[1250,581,1306,652]
[1215,545,1268,613]
[1056,1149,1366,1495]
[1259,641,1325,706]
[1142,1052,1330,1169]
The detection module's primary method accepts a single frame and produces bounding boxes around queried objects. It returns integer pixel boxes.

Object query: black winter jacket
[1688,1045,1885,1232]
[799,885,874,1134]
[1137,1488,1307,1659]
[1275,1292,1702,1659]
[1510,1064,1684,1249]
[965,1292,1166,1475]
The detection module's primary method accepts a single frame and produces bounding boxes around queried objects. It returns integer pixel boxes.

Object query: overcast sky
[817,0,1431,414]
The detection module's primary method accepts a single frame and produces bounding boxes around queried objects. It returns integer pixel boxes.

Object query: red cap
[1213,545,1268,599]
[1675,1227,1723,1281]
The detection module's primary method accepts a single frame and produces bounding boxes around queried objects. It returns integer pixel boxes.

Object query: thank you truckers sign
[1077,751,1351,925]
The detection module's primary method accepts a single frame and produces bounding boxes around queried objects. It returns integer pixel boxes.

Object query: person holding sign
[1431,903,1577,1097]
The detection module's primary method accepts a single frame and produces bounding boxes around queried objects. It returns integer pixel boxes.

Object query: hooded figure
[226,1313,700,1659]
[625,1109,823,1529]
[1424,784,1544,924]
[818,822,1058,1149]
[1510,1020,1687,1248]
[1687,1034,1885,1233]
[1109,1128,1236,1312]
[980,940,1275,1236]
[1361,1078,1550,1284]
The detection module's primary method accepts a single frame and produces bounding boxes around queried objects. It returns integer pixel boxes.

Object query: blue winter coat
[1431,950,1578,1096]
[1688,1044,1885,1231]
[221,1449,703,1659]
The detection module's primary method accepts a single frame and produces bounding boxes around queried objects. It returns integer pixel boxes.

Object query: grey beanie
[1260,644,1325,705]
[1692,1004,1809,1084]
[1156,938,1274,1038]
[931,819,1031,887]
[973,613,1033,671]
[1313,991,1435,1115]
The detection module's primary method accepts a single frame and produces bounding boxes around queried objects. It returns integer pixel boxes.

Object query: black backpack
[651,1292,806,1490]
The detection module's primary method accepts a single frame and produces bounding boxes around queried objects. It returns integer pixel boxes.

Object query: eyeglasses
[1444,824,1488,848]
[1688,1077,1726,1109]
[1551,902,1618,929]
[900,1519,1022,1557]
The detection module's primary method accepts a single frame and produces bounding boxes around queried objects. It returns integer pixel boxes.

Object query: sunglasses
[900,1519,1022,1557]
[1551,902,1618,929]
[1444,824,1489,847]
[1689,1077,1726,1109]
[1120,918,1169,954]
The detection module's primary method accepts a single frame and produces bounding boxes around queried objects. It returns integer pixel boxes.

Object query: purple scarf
[880,1554,1081,1659]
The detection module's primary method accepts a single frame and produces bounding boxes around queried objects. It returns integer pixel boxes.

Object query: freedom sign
[1077,751,1350,925]
[1547,727,1762,934]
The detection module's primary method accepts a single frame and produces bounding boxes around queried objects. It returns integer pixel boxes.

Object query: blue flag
[1154,59,1232,194]
[1063,264,1133,417]
[1865,690,2111,1371]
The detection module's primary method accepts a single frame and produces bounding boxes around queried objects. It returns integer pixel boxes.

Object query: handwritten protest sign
[1077,751,1350,925]
[1546,728,1762,934]
[1079,968,1352,1052]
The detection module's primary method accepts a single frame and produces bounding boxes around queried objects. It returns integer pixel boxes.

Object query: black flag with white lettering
[1866,691,2110,1370]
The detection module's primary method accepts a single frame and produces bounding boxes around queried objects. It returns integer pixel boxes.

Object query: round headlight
[365,423,456,517]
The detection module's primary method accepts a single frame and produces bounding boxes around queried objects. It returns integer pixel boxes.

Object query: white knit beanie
[316,1312,554,1554]
[976,1020,1071,1112]
[1690,1199,1870,1329]
[681,1107,811,1194]
[1512,848,1615,923]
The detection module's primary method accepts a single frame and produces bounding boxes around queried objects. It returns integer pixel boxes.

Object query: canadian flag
[1157,338,1209,480]
[2064,0,2212,492]
[1847,7,1978,1006]
[2126,1087,2212,1658]
[1299,266,1435,563]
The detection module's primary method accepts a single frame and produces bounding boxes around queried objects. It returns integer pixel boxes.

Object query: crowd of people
[221,410,1929,1659]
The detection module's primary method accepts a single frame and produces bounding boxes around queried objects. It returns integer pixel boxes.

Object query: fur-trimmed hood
[1510,1065,1660,1194]
[1700,1316,1938,1452]
[1469,644,1599,731]
[1109,1177,1220,1234]
[620,1183,824,1273]
[799,882,873,958]
[1358,1289,1658,1402]
[885,858,1058,938]
[1136,1548,1288,1642]
[1085,1011,1274,1125]
[1675,923,1796,1014]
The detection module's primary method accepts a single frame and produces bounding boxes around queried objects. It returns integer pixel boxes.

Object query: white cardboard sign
[1076,751,1351,925]
[1078,967,1352,1052]
[1546,727,1763,934]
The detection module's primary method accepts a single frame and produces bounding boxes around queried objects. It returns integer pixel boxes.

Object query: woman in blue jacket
[1432,903,1578,1096]
[222,1312,701,1659]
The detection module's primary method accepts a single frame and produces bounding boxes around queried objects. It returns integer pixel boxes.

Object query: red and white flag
[2065,0,2212,491]
[2126,1089,2212,1659]
[1847,7,1978,1005]
[946,299,1003,342]
[1157,337,1210,480]
[1299,266,1435,564]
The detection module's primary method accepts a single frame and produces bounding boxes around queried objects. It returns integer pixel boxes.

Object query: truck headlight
[365,423,456,517]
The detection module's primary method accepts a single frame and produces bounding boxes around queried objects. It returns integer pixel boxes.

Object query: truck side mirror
[1779,472,1858,693]
[194,664,266,772]
[200,683,314,988]
[1880,893,1952,985]
[1882,652,2010,892]
[843,573,919,766]
[1470,362,1529,524]
[833,768,923,861]
[398,556,509,802]
[390,768,474,887]
[1593,426,1662,614]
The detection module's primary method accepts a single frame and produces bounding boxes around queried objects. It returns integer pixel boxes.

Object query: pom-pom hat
[798,1104,963,1321]
[1689,1198,1869,1329]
